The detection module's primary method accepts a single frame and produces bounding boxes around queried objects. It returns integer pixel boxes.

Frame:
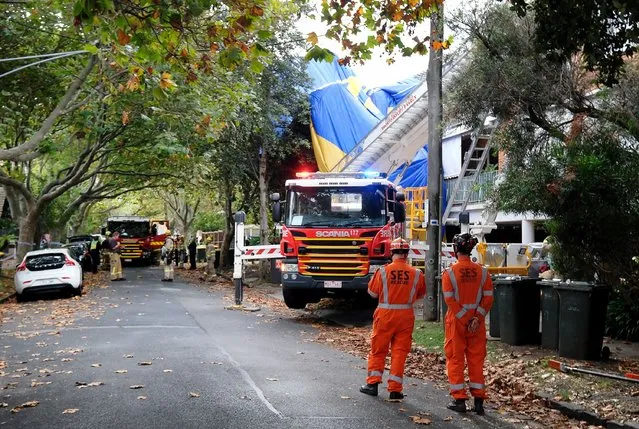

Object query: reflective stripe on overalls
[377,267,421,310]
[444,266,488,320]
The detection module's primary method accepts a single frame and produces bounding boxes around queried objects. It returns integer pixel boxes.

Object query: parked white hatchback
[14,248,83,301]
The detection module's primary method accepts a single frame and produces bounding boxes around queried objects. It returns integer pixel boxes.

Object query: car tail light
[17,259,27,272]
[65,257,76,266]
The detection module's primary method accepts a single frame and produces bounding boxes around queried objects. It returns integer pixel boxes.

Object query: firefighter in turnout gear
[360,238,426,400]
[108,231,124,281]
[442,233,494,415]
[162,231,175,282]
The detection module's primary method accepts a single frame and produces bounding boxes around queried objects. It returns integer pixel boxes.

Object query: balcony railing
[444,170,498,205]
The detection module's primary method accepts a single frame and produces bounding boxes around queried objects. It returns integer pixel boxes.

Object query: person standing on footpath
[442,233,494,415]
[162,231,175,282]
[360,237,426,400]
[188,237,197,270]
[89,235,101,274]
[108,231,125,281]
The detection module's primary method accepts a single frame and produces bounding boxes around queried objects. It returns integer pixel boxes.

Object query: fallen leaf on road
[31,381,51,387]
[399,408,408,412]
[1,403,8,408]
[11,400,39,413]
[138,361,152,366]
[340,396,351,399]
[163,369,173,373]
[410,416,432,425]
[137,396,147,400]
[77,381,104,389]
[91,364,101,368]
[130,385,144,389]
[115,370,127,374]
[266,377,278,381]
[189,392,200,398]
[443,416,453,422]
[63,408,79,414]
[61,358,73,362]
[124,354,133,358]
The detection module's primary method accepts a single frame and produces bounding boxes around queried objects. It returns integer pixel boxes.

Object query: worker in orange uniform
[360,237,426,400]
[442,233,493,415]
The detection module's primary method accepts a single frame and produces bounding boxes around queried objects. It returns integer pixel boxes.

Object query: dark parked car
[63,242,92,273]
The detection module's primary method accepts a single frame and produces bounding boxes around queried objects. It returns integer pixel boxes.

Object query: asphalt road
[0,267,519,429]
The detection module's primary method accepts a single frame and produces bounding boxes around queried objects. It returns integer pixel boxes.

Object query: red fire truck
[106,216,168,264]
[272,171,406,309]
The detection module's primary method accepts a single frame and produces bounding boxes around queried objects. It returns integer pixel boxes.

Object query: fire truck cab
[273,171,405,309]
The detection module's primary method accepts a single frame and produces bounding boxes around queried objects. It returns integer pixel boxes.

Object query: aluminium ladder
[441,116,499,238]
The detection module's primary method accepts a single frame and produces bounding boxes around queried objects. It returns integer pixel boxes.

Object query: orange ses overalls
[442,254,494,400]
[366,260,426,393]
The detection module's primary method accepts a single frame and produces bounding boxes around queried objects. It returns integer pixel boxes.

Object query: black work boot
[389,391,404,401]
[447,399,467,413]
[473,398,485,415]
[359,383,379,396]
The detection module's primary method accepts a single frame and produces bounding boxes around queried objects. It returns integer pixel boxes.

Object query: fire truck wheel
[282,288,308,309]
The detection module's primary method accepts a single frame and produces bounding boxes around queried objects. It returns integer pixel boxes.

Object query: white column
[521,219,535,244]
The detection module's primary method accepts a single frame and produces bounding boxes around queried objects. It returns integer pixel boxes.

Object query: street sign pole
[233,211,246,305]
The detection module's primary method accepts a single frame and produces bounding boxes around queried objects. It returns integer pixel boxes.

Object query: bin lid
[537,279,561,287]
[492,276,536,285]
[554,281,599,292]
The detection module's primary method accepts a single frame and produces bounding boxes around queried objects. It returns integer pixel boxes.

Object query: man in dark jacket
[89,236,101,274]
[188,238,197,270]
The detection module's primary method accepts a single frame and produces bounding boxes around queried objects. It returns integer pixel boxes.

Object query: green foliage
[192,211,225,232]
[508,0,639,85]
[70,0,297,85]
[495,125,639,285]
[606,287,639,342]
[0,218,17,252]
[449,3,639,296]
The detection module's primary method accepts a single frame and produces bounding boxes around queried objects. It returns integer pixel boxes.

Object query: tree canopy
[447,3,639,337]
[508,0,639,85]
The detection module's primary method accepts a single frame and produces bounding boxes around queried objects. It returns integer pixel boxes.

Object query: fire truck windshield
[107,221,150,238]
[287,186,387,228]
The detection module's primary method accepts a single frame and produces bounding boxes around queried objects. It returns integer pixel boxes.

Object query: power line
[0,50,89,79]
[0,50,89,63]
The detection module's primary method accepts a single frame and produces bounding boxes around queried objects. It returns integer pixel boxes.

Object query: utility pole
[424,3,444,322]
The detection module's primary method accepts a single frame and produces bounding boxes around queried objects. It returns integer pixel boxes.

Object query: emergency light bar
[294,171,388,179]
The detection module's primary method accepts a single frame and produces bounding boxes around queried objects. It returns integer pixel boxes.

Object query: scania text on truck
[272,171,406,309]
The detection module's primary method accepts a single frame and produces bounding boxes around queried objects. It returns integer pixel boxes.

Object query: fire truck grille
[121,239,143,259]
[295,237,371,277]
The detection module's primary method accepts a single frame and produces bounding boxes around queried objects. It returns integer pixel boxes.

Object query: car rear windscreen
[26,254,66,271]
